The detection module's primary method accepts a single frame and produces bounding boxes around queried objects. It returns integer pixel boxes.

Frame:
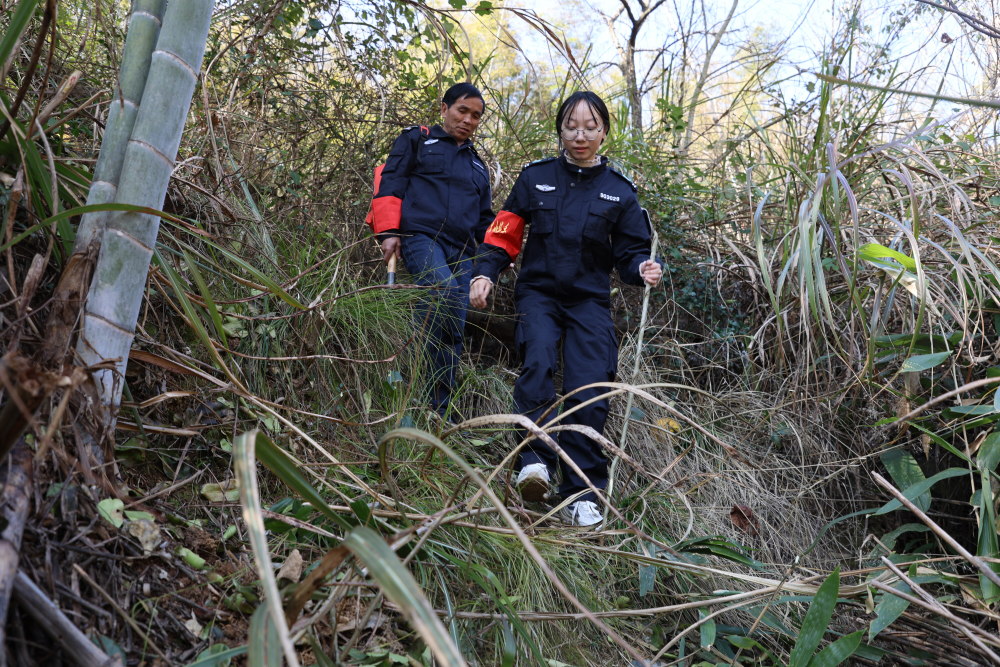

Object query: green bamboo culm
[75,0,167,250]
[77,0,215,418]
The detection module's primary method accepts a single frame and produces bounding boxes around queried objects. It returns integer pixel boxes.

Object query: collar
[430,124,473,146]
[559,152,607,177]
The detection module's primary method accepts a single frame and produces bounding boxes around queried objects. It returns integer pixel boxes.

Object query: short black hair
[555,91,610,137]
[442,82,486,112]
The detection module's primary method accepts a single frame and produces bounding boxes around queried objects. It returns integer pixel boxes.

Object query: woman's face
[440,95,484,142]
[560,100,606,163]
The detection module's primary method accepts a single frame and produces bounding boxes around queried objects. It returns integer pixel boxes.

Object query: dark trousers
[513,290,618,503]
[401,233,472,417]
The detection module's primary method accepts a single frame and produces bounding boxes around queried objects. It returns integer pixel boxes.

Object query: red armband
[484,210,525,260]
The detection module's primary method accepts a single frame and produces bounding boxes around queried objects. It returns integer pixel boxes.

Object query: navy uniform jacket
[475,155,652,302]
[370,124,493,249]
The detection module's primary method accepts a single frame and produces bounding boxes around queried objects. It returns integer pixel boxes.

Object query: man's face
[440,95,484,142]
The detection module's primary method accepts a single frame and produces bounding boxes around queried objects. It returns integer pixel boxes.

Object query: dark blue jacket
[475,155,652,302]
[370,125,493,250]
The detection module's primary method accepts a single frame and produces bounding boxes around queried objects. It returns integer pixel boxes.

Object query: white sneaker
[560,500,603,528]
[515,463,550,502]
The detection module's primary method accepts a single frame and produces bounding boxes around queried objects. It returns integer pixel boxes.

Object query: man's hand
[639,259,662,287]
[381,237,401,263]
[470,277,493,308]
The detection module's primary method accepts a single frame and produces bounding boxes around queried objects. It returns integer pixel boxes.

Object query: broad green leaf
[880,449,929,512]
[869,582,911,639]
[639,540,656,597]
[873,332,962,351]
[875,523,929,552]
[857,243,916,270]
[899,351,951,372]
[810,630,864,667]
[97,498,125,528]
[247,604,282,667]
[788,568,839,667]
[698,609,716,649]
[977,431,1000,473]
[675,536,763,569]
[872,468,968,515]
[726,635,759,650]
[639,563,656,597]
[344,527,467,666]
[500,621,516,667]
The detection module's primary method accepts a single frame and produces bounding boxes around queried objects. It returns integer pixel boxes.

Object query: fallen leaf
[184,614,204,637]
[97,498,125,528]
[277,549,304,582]
[200,479,240,503]
[126,519,162,555]
[729,504,760,537]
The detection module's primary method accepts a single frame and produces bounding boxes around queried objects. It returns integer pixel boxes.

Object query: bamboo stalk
[75,0,167,250]
[78,0,215,417]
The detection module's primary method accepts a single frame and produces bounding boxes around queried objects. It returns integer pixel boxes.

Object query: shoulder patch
[522,156,557,170]
[608,164,637,192]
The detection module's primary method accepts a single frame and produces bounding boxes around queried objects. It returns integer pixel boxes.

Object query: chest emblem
[535,184,556,192]
[424,138,439,145]
[600,192,620,202]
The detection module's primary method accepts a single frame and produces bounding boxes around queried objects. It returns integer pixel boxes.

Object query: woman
[369,82,494,420]
[470,91,662,527]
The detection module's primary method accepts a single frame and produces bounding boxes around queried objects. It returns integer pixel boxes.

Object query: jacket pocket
[529,196,556,234]
[583,202,617,270]
[418,147,445,173]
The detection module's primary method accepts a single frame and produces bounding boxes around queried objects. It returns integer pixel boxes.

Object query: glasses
[560,126,604,141]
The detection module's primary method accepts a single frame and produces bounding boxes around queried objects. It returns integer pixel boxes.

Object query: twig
[14,572,122,667]
[913,0,1000,39]
[123,468,205,508]
[871,472,1000,589]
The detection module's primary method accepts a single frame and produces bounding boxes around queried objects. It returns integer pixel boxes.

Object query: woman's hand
[470,276,493,308]
[639,259,662,287]
[381,237,401,263]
